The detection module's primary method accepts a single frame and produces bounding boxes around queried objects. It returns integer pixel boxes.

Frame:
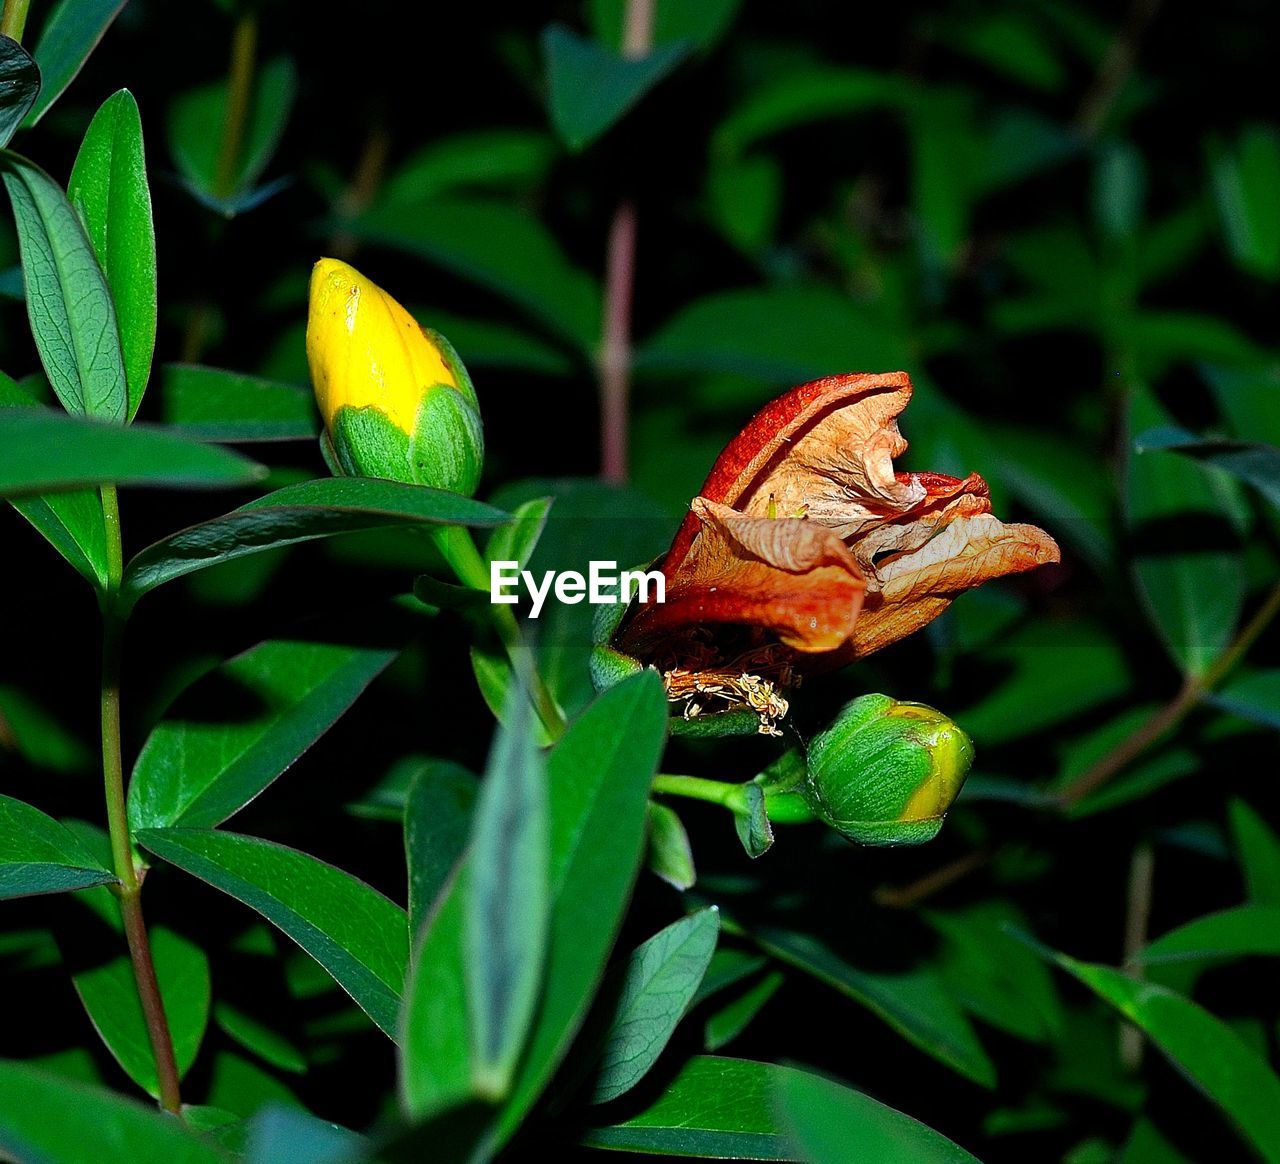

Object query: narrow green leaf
[0,795,116,898]
[23,0,127,127]
[0,1060,226,1164]
[0,409,264,497]
[1,152,126,419]
[1209,124,1280,280]
[774,1065,980,1163]
[1044,946,1280,1161]
[137,827,408,1037]
[484,496,552,571]
[1136,426,1280,511]
[120,477,509,606]
[1230,800,1280,904]
[160,364,318,442]
[72,925,211,1097]
[1212,670,1280,731]
[466,683,549,1098]
[1136,904,1280,965]
[128,639,396,831]
[734,783,774,859]
[705,970,783,1051]
[592,907,720,1103]
[755,927,996,1087]
[405,761,477,936]
[214,1004,306,1075]
[542,25,688,152]
[647,801,695,891]
[69,89,156,417]
[583,1056,790,1158]
[0,35,39,146]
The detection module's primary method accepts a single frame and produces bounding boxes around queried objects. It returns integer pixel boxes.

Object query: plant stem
[1058,581,1280,807]
[99,485,183,1115]
[214,10,258,201]
[0,0,30,42]
[652,773,745,810]
[432,526,566,741]
[1119,839,1154,1071]
[873,848,993,909]
[1074,0,1164,140]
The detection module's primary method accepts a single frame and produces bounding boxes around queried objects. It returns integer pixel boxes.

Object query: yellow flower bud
[803,694,974,845]
[306,258,483,495]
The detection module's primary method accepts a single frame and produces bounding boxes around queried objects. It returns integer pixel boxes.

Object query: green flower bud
[307,258,484,496]
[803,694,973,846]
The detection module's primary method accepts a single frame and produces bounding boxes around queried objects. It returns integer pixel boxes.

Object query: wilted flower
[306,258,483,495]
[607,372,1059,730]
[803,693,974,845]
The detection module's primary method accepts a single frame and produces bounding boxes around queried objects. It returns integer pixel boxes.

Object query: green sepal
[588,644,644,692]
[410,386,483,496]
[330,404,411,480]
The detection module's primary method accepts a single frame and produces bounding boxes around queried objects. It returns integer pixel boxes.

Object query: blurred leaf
[205,1052,299,1120]
[704,969,782,1051]
[1136,904,1280,966]
[0,409,263,497]
[1127,388,1245,677]
[1136,426,1280,511]
[947,13,1066,92]
[22,0,126,127]
[215,1003,306,1075]
[137,827,408,1037]
[346,198,600,353]
[591,907,720,1103]
[379,130,554,206]
[1211,670,1280,731]
[584,1056,789,1157]
[120,477,508,606]
[1131,312,1270,376]
[774,1064,980,1163]
[0,685,93,772]
[693,948,768,1007]
[1,153,127,420]
[465,681,548,1098]
[1202,364,1280,447]
[69,89,156,418]
[755,928,996,1087]
[405,761,476,935]
[1230,800,1280,905]
[1209,125,1280,280]
[484,496,552,572]
[1094,140,1145,243]
[589,0,741,53]
[494,671,668,1142]
[72,925,210,1097]
[706,154,780,255]
[0,794,116,898]
[0,1061,225,1163]
[417,311,573,376]
[240,1104,365,1164]
[0,35,39,146]
[169,58,296,215]
[647,801,695,891]
[1039,944,1280,1161]
[640,287,910,385]
[129,639,396,831]
[160,365,317,442]
[543,26,687,152]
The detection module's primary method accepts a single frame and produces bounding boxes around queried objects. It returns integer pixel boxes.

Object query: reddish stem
[600,201,637,483]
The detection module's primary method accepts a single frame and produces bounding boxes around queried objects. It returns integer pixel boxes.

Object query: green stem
[213,11,257,200]
[652,772,743,808]
[0,0,31,42]
[433,526,566,741]
[99,485,183,1115]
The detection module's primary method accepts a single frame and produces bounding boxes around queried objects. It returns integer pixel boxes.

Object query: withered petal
[620,498,866,656]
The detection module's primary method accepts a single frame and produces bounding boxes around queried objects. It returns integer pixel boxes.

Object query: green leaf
[241,1104,366,1164]
[72,925,210,1097]
[542,25,688,152]
[465,684,549,1098]
[774,1065,980,1163]
[704,970,783,1051]
[344,198,601,354]
[69,89,156,418]
[592,908,720,1103]
[1136,426,1280,511]
[120,477,508,607]
[23,0,126,127]
[1230,800,1280,905]
[0,35,39,146]
[214,1003,306,1075]
[169,58,296,215]
[1209,124,1280,280]
[582,1056,785,1158]
[588,0,741,53]
[0,1060,226,1164]
[1136,904,1280,966]
[1211,670,1280,731]
[484,496,552,572]
[0,409,264,497]
[160,364,318,442]
[378,130,555,206]
[1041,945,1280,1161]
[405,761,476,937]
[0,795,116,898]
[1,152,127,420]
[1127,389,1245,677]
[754,927,996,1087]
[137,827,408,1037]
[129,639,396,831]
[647,801,695,891]
[734,784,774,859]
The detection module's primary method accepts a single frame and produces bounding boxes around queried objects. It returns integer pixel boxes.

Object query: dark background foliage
[3,1,1280,1161]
